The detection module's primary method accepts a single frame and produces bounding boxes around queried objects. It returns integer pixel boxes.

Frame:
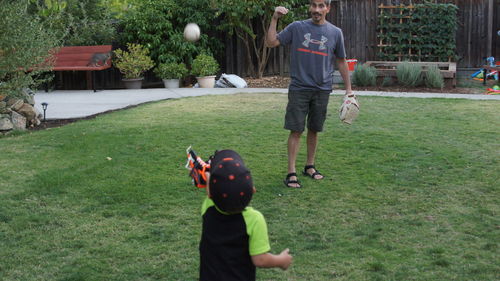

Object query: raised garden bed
[365,61,457,87]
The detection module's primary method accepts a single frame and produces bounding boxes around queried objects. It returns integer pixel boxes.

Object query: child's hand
[251,250,292,269]
[279,248,293,270]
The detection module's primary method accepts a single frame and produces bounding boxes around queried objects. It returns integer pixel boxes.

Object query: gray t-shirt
[277,19,346,91]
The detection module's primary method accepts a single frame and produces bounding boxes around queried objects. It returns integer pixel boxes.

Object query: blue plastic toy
[486,57,495,67]
[471,57,498,79]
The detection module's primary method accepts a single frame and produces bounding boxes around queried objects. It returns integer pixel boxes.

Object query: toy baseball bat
[185,146,210,188]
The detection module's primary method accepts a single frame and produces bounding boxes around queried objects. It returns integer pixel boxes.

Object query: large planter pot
[122,78,143,89]
[163,79,180,89]
[197,76,216,88]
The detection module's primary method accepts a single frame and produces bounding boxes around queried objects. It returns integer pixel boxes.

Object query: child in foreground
[199,149,292,281]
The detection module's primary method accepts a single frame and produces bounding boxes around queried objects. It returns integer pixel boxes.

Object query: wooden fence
[332,0,499,69]
[226,0,499,77]
[55,0,498,89]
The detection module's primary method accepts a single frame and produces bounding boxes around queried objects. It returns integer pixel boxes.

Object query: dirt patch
[30,105,142,131]
[31,118,88,131]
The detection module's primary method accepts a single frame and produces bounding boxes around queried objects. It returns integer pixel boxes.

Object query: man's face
[309,0,330,24]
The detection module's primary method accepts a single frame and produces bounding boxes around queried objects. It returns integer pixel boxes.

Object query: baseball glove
[339,95,360,124]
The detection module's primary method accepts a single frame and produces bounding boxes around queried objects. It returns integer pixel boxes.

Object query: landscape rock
[34,118,41,126]
[17,103,37,121]
[0,117,13,131]
[5,98,14,106]
[8,99,24,111]
[0,107,12,114]
[0,88,42,132]
[10,111,26,130]
[22,88,36,105]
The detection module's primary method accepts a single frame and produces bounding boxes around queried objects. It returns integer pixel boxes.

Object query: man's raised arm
[266,6,288,48]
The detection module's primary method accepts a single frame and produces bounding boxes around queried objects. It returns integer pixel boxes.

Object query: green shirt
[200,198,271,281]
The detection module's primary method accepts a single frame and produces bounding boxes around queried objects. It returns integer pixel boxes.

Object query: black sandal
[303,165,324,180]
[284,173,301,188]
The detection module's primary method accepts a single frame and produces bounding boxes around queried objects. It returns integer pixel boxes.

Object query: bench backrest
[53,45,113,70]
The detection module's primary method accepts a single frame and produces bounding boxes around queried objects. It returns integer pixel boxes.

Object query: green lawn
[0,93,498,281]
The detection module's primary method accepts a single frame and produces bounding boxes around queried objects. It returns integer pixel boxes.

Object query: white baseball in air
[184,23,201,42]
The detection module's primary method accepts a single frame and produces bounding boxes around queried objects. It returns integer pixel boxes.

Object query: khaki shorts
[284,90,331,132]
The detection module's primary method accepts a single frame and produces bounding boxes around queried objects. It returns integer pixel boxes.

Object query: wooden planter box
[365,61,457,87]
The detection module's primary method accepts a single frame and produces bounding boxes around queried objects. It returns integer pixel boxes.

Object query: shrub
[100,0,139,19]
[154,62,188,80]
[28,0,117,46]
[352,64,377,87]
[397,61,422,87]
[120,0,222,65]
[191,54,219,77]
[0,1,59,98]
[425,65,444,88]
[113,43,155,79]
[381,76,394,87]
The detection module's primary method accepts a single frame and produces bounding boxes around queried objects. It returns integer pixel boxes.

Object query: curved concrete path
[34,88,500,120]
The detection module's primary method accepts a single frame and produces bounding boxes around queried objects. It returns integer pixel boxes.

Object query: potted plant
[113,43,154,89]
[154,62,188,88]
[191,54,219,88]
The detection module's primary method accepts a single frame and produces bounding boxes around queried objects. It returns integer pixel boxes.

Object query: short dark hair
[310,0,332,5]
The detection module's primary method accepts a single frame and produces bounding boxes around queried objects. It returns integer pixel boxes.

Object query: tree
[99,0,140,19]
[0,1,60,98]
[214,0,308,78]
[28,0,117,46]
[120,0,223,65]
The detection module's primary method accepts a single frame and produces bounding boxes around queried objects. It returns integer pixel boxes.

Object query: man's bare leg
[286,131,302,187]
[305,129,324,179]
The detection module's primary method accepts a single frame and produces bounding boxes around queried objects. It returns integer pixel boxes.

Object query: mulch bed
[247,75,484,94]
[31,106,140,131]
[31,118,86,131]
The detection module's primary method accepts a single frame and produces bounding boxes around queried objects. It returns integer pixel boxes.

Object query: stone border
[0,89,42,135]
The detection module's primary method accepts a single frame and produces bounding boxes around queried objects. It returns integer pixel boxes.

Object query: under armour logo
[302,33,328,50]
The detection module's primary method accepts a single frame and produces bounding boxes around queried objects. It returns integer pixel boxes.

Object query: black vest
[199,206,255,281]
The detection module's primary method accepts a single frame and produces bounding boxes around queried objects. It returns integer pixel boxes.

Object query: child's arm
[251,248,292,270]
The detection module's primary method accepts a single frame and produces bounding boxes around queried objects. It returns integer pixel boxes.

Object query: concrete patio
[34,88,500,120]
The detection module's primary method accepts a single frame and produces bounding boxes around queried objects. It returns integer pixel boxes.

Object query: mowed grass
[0,93,498,281]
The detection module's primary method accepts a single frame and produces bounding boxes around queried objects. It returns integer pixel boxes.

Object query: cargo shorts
[284,90,331,133]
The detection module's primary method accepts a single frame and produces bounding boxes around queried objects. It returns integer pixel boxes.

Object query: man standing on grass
[265,0,353,188]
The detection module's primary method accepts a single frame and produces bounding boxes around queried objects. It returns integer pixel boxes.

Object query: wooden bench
[48,45,113,92]
[365,61,457,87]
[481,65,500,85]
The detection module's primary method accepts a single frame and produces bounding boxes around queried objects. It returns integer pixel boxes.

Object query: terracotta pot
[197,76,216,88]
[122,78,143,89]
